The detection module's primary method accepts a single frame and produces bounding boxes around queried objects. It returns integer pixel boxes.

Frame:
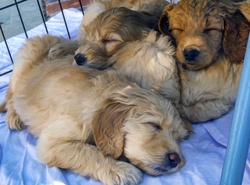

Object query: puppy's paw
[105,161,142,185]
[48,42,78,60]
[6,110,25,130]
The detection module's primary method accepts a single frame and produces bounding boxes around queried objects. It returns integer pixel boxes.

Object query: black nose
[74,53,87,65]
[167,152,181,168]
[183,48,200,61]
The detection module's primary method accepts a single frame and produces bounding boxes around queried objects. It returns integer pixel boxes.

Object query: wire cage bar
[0,0,84,76]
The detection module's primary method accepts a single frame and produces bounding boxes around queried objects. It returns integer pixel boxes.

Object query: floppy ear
[223,7,250,64]
[92,98,133,159]
[158,4,175,35]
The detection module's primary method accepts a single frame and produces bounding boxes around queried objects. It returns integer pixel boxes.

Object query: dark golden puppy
[159,0,249,70]
[159,0,250,122]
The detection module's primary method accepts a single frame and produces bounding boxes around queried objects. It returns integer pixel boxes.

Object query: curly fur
[159,0,250,122]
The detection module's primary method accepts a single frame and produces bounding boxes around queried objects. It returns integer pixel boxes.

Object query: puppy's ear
[158,4,175,35]
[92,98,133,159]
[223,7,250,64]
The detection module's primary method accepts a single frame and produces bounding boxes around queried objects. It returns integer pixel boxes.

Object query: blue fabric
[0,8,249,185]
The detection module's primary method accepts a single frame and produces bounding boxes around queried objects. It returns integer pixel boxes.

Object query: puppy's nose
[74,53,87,65]
[167,152,181,168]
[183,48,200,61]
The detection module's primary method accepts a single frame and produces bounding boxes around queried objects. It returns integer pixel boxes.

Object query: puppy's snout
[74,53,87,66]
[183,47,200,62]
[167,152,181,168]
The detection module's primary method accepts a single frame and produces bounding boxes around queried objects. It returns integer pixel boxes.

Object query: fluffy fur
[77,0,168,42]
[239,0,250,21]
[159,0,250,122]
[74,7,160,63]
[76,31,181,107]
[1,36,77,130]
[4,35,192,185]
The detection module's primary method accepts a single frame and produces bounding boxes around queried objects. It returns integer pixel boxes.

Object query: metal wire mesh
[0,0,84,76]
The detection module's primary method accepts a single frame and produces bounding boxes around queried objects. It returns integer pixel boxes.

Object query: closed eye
[204,28,222,34]
[101,39,111,44]
[145,122,162,131]
[170,28,183,36]
[101,39,121,45]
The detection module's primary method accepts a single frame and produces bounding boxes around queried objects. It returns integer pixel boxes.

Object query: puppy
[159,0,250,122]
[77,0,168,42]
[7,35,191,185]
[75,6,159,63]
[49,7,160,64]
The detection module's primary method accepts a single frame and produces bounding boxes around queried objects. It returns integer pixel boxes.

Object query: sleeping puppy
[77,0,168,42]
[7,35,192,185]
[75,7,159,64]
[159,0,250,122]
[50,6,160,63]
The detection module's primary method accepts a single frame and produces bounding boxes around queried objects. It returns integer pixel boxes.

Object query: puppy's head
[92,87,192,175]
[159,0,250,70]
[74,7,159,69]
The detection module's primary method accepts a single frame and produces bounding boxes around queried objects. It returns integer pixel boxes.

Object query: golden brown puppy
[73,7,160,65]
[77,0,168,42]
[6,35,191,185]
[49,7,160,64]
[159,0,250,122]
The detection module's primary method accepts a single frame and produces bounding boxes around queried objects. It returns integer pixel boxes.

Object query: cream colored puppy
[5,35,191,185]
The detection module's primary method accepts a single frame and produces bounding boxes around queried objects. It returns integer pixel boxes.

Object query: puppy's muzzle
[167,152,181,168]
[154,152,181,173]
[74,53,87,66]
[183,46,200,63]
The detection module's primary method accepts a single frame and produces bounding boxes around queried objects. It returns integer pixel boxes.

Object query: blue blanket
[0,8,249,185]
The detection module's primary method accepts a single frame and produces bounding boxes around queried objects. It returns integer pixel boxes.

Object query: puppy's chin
[179,57,214,70]
[181,62,206,71]
[131,156,185,176]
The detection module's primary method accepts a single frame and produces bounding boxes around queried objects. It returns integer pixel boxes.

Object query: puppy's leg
[5,86,25,130]
[37,118,142,185]
[180,100,232,123]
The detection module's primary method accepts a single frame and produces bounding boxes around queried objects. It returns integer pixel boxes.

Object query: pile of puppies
[0,0,249,184]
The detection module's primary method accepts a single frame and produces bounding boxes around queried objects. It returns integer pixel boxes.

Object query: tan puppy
[159,0,250,122]
[77,0,168,42]
[6,35,191,185]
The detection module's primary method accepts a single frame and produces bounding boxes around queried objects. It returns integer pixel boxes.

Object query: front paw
[104,161,142,185]
[48,42,78,59]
